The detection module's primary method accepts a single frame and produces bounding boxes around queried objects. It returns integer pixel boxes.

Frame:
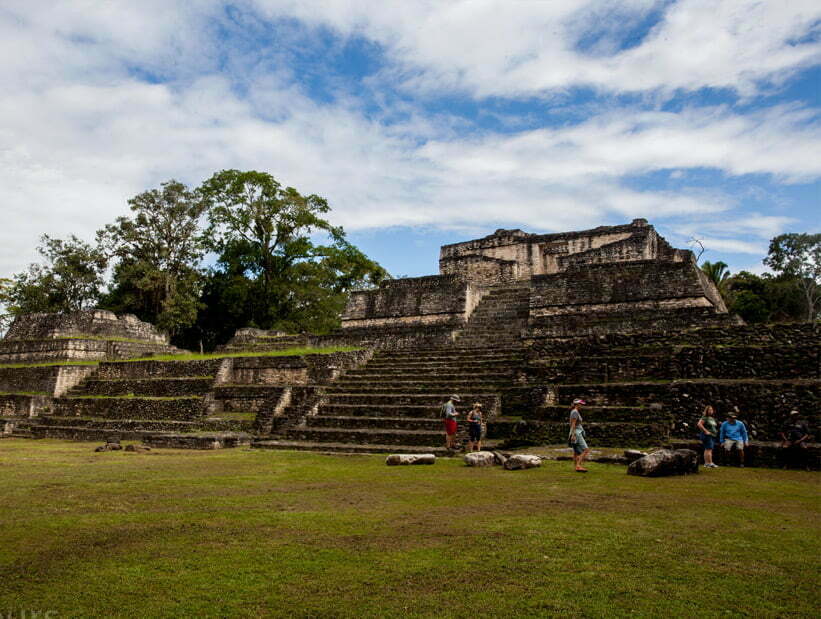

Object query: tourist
[568,398,589,472]
[778,410,811,470]
[441,394,460,450]
[719,411,749,467]
[466,402,483,452]
[696,405,719,468]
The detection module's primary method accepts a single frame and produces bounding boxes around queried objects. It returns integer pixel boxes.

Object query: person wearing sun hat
[466,402,484,452]
[568,398,589,472]
[441,394,461,450]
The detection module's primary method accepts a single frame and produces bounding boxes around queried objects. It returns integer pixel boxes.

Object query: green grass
[112,345,361,363]
[0,390,49,396]
[0,440,817,618]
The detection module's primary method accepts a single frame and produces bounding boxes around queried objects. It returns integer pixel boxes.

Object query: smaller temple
[340,219,734,346]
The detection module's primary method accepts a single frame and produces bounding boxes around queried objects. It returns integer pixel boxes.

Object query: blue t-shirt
[720,420,749,443]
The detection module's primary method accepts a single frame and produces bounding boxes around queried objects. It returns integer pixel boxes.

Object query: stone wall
[342,275,473,329]
[228,350,372,385]
[438,219,692,284]
[5,309,169,343]
[0,338,179,364]
[0,394,51,417]
[0,364,96,396]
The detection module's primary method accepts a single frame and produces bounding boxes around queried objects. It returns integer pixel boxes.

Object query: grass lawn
[0,440,818,618]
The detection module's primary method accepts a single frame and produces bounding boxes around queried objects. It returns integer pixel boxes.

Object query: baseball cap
[573,398,586,405]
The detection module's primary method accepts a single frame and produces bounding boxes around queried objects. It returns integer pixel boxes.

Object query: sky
[0,0,819,279]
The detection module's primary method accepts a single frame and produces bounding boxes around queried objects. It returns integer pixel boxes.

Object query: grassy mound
[0,440,817,617]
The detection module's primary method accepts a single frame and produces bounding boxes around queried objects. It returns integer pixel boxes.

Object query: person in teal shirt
[719,412,749,467]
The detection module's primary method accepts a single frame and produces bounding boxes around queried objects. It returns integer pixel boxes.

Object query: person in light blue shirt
[719,412,749,467]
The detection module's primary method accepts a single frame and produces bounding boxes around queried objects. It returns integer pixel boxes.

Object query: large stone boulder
[627,449,699,477]
[385,453,436,466]
[464,451,495,467]
[504,454,542,470]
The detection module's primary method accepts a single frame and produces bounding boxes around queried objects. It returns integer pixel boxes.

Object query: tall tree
[98,180,207,336]
[192,169,387,345]
[763,233,821,323]
[5,235,107,316]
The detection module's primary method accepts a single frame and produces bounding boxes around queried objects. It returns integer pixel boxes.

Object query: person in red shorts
[441,394,461,450]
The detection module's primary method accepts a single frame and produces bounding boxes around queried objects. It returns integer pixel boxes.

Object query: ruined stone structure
[2,221,818,467]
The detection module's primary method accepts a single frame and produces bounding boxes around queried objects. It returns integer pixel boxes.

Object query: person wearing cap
[778,410,811,469]
[466,402,484,452]
[719,411,750,467]
[441,394,461,450]
[568,398,589,472]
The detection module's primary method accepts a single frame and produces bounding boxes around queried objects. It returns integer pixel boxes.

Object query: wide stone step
[53,396,205,420]
[374,348,524,359]
[531,405,668,423]
[324,383,502,402]
[252,439,451,456]
[323,392,499,408]
[93,359,223,379]
[280,426,444,447]
[31,416,202,431]
[328,379,513,391]
[29,425,175,441]
[305,415,442,431]
[344,368,515,378]
[362,360,522,371]
[317,404,449,418]
[69,377,213,397]
[501,421,669,447]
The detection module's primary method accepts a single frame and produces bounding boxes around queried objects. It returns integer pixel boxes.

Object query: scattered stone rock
[463,451,495,467]
[385,453,436,466]
[94,441,122,453]
[124,444,151,453]
[504,454,542,470]
[624,449,648,463]
[492,450,508,466]
[627,449,699,477]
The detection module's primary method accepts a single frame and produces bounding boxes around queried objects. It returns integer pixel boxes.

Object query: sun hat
[790,410,800,416]
[728,412,738,418]
[573,398,586,405]
[473,402,482,408]
[450,394,461,402]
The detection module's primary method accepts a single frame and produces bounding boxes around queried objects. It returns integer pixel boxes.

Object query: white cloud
[0,1,819,279]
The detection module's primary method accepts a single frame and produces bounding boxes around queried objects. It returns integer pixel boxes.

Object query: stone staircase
[253,283,535,454]
[455,284,530,348]
[253,345,526,454]
[26,359,251,441]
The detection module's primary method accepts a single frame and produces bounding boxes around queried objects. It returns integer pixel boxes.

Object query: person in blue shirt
[719,412,750,467]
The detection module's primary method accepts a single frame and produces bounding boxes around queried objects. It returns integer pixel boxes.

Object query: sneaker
[575,467,588,473]
[711,463,719,468]
[739,464,745,468]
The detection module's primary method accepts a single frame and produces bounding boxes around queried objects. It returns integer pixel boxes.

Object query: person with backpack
[466,402,483,452]
[441,394,460,450]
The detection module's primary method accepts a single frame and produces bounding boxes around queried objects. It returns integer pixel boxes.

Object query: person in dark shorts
[697,405,719,468]
[466,402,483,452]
[568,398,589,472]
[778,410,811,469]
[441,394,460,450]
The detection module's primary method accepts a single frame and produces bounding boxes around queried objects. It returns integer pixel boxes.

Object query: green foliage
[98,180,207,336]
[726,271,805,323]
[186,169,387,348]
[763,233,820,322]
[4,235,107,316]
[700,260,730,293]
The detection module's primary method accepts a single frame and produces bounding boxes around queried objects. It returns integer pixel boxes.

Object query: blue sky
[0,1,819,279]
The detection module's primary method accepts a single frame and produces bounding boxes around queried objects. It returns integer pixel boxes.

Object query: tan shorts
[723,439,745,451]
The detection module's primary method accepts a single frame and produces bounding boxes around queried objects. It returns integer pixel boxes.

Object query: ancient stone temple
[2,221,818,467]
[338,218,734,346]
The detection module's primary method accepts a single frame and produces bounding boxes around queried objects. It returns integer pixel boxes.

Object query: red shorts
[444,419,457,436]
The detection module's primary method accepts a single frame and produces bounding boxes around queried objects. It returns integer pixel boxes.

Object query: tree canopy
[1,171,388,348]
